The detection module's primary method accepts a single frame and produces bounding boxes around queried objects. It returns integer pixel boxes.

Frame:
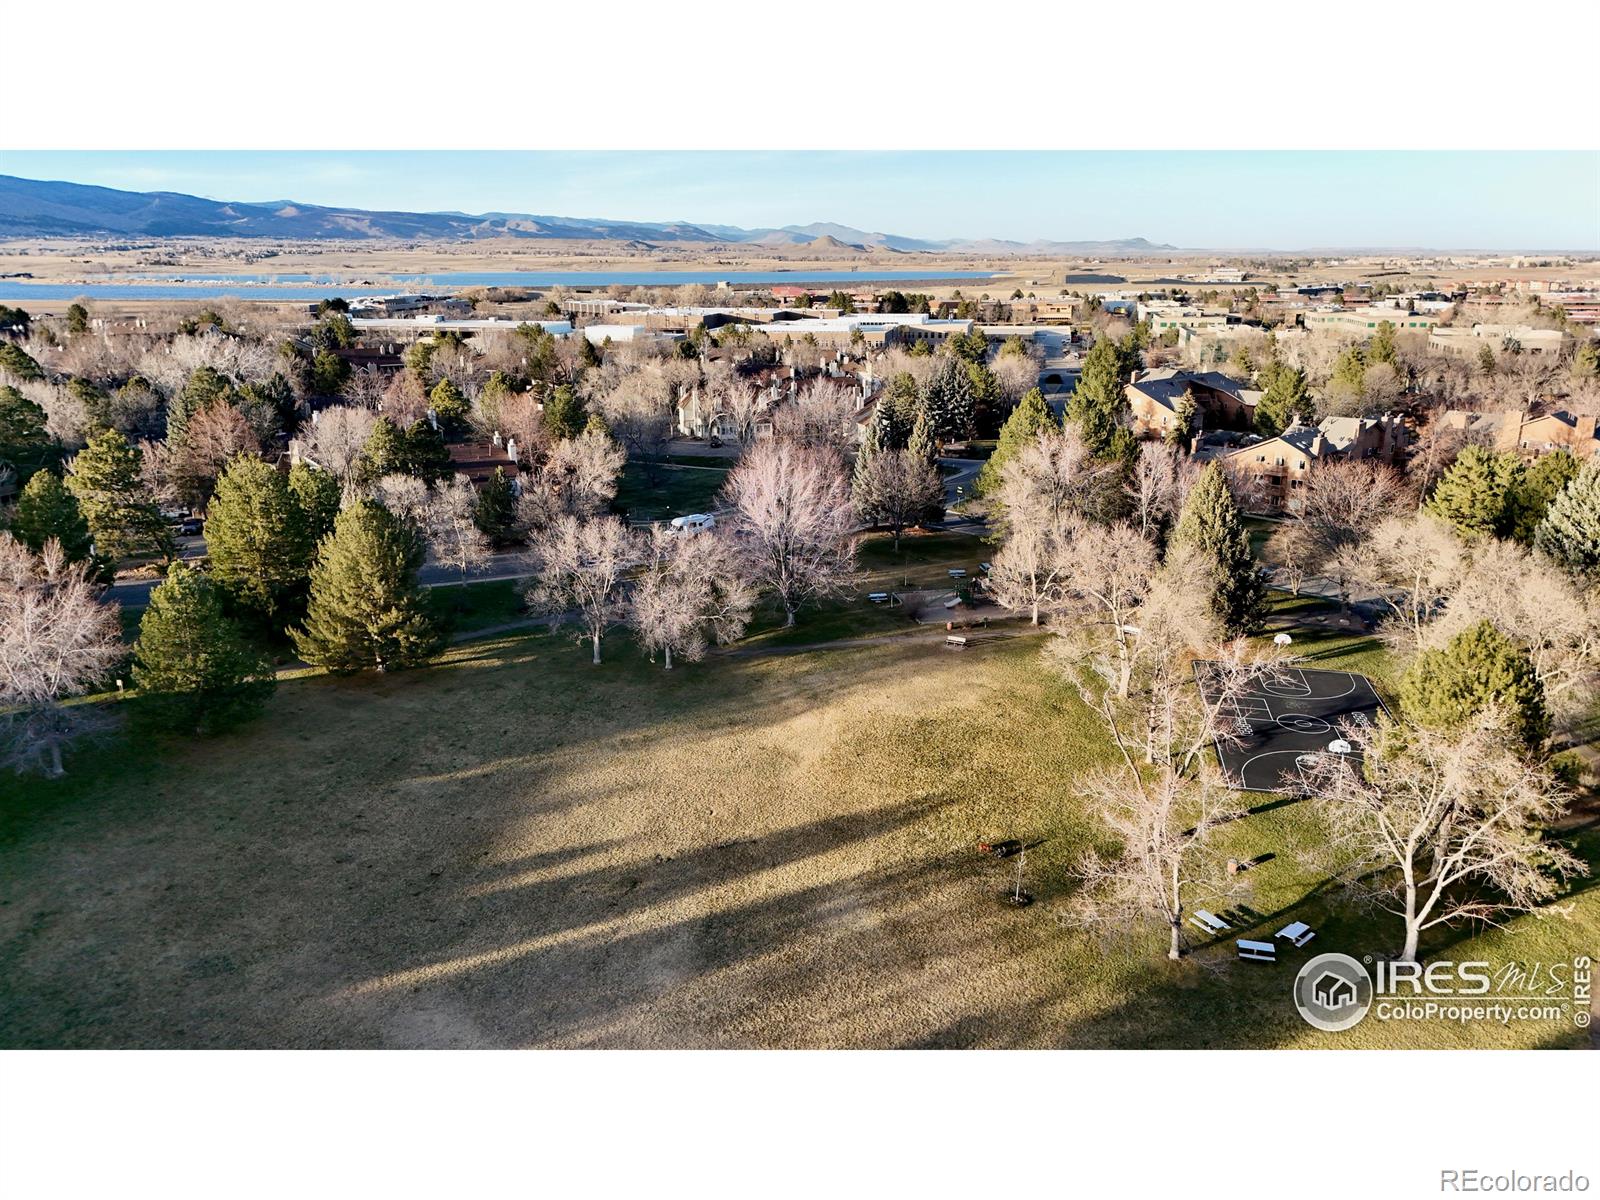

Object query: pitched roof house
[1438,409,1600,460]
[1221,413,1406,514]
[1126,369,1262,440]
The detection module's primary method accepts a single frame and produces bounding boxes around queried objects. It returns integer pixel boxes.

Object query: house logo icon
[1293,953,1373,1032]
[1313,971,1357,1010]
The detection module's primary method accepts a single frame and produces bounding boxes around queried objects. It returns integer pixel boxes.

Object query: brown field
[2,622,1595,1050]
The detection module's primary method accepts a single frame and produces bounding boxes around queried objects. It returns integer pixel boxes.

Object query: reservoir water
[0,267,1001,302]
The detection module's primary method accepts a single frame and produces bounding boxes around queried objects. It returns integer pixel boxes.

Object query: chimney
[506,437,518,464]
[492,430,502,447]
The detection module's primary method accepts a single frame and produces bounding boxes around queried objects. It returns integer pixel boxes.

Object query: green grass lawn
[429,577,531,635]
[2,588,1593,1049]
[612,461,731,524]
[1244,515,1279,559]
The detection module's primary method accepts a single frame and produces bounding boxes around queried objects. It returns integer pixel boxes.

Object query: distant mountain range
[0,174,1174,255]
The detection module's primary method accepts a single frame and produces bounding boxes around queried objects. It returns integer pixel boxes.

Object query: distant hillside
[0,173,1172,253]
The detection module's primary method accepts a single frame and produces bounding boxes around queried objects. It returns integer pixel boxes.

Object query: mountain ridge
[0,174,1173,254]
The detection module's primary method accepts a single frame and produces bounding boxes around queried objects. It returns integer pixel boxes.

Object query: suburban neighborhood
[5,200,1599,1057]
[3,0,1599,1187]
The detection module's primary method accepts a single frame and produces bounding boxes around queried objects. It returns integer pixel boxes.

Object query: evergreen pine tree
[474,466,518,546]
[1172,462,1265,635]
[12,471,94,565]
[976,387,1056,495]
[169,366,235,442]
[964,359,1003,436]
[64,428,171,564]
[1506,449,1581,545]
[0,384,56,485]
[1368,321,1399,368]
[429,377,469,427]
[906,406,937,464]
[851,415,883,512]
[919,356,974,442]
[310,349,350,396]
[362,416,410,480]
[543,385,587,441]
[1254,364,1313,435]
[1426,445,1522,539]
[578,335,602,369]
[1534,457,1600,583]
[1065,336,1129,458]
[405,419,451,483]
[205,455,314,629]
[0,341,44,380]
[1398,619,1548,750]
[291,500,443,674]
[289,462,341,547]
[132,563,276,735]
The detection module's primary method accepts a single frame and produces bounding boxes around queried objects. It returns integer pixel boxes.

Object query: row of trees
[977,394,1592,963]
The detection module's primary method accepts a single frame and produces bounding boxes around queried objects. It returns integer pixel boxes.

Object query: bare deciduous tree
[0,536,123,776]
[771,380,858,454]
[598,369,674,483]
[1272,459,1403,609]
[342,366,392,410]
[382,371,432,428]
[628,527,755,669]
[423,475,492,583]
[525,515,634,664]
[725,439,856,626]
[1357,513,1468,654]
[305,405,377,498]
[852,449,945,549]
[516,427,625,534]
[989,426,1106,537]
[170,401,259,511]
[1059,521,1159,699]
[1064,768,1247,962]
[991,353,1040,406]
[372,473,431,527]
[1054,609,1289,959]
[1297,714,1584,962]
[1124,441,1194,544]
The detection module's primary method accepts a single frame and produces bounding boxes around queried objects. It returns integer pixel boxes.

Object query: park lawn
[1,607,1594,1049]
[736,530,997,649]
[429,577,531,635]
[1243,515,1278,559]
[613,461,730,524]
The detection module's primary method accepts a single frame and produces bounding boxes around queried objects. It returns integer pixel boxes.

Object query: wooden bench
[1237,939,1277,963]
[943,597,962,609]
[945,635,969,649]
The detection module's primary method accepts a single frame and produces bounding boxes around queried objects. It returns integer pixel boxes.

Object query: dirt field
[3,620,1596,1050]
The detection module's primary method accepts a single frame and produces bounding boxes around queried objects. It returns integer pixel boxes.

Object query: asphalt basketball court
[1192,662,1388,793]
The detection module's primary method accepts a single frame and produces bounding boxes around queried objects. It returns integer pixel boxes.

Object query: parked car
[670,513,716,534]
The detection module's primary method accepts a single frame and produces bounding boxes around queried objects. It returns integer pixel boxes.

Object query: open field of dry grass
[2,610,1595,1049]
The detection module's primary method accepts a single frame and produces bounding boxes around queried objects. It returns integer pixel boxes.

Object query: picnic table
[1276,921,1317,948]
[1188,909,1231,934]
[1237,939,1277,963]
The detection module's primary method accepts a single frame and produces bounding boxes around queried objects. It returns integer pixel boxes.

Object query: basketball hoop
[1273,633,1293,646]
[1328,738,1353,754]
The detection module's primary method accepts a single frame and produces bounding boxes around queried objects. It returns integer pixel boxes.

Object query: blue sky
[1,151,1595,249]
